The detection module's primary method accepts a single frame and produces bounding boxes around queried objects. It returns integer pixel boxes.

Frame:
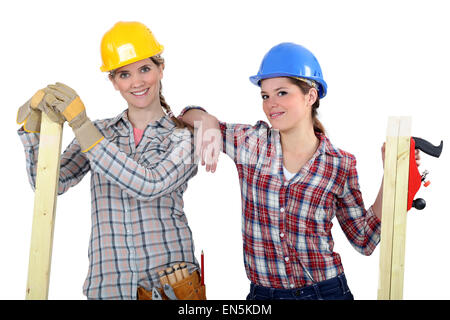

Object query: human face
[110,58,163,110]
[260,77,313,132]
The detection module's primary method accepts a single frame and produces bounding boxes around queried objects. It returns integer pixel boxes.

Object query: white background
[1,0,449,300]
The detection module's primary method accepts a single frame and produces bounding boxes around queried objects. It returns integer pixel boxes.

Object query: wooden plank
[26,113,63,300]
[390,117,411,299]
[377,117,400,300]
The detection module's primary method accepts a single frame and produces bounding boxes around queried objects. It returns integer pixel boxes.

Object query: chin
[267,120,287,131]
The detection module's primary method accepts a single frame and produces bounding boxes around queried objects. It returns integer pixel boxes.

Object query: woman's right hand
[190,112,222,173]
[180,108,222,172]
[196,114,222,173]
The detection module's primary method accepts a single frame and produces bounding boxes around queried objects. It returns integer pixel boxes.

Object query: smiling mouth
[270,111,285,119]
[131,88,149,96]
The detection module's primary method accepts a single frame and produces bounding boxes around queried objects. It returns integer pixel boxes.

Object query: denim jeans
[246,273,354,300]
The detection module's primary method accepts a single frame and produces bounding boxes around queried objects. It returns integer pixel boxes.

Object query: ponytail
[150,56,193,133]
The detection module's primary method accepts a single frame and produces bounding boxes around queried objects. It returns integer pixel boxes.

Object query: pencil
[201,250,204,286]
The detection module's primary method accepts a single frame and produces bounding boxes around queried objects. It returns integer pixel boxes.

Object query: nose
[130,73,145,89]
[265,95,279,108]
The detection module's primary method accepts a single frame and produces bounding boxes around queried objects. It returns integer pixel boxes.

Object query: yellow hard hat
[100,21,164,72]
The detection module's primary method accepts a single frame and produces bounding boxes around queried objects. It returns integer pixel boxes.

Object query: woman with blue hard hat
[181,42,420,300]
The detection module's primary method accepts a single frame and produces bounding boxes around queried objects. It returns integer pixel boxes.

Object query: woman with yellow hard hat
[17,21,205,300]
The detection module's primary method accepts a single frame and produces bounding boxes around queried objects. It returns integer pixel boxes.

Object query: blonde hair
[149,55,191,131]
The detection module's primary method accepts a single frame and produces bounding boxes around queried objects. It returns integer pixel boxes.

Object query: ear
[308,88,318,106]
[109,74,120,91]
[159,63,164,80]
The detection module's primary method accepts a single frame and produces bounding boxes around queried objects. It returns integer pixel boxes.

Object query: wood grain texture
[377,117,411,300]
[26,113,63,300]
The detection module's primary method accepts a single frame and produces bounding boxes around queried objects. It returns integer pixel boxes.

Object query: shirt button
[284,257,289,262]
[290,283,295,288]
[280,208,285,213]
[284,182,289,186]
[280,233,285,238]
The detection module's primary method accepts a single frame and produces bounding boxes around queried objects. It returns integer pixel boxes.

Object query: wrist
[73,118,104,152]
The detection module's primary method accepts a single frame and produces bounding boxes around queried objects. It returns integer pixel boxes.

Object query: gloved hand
[17,89,66,133]
[43,82,104,152]
[17,89,45,133]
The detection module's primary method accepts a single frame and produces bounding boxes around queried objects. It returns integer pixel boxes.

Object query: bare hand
[194,114,222,173]
[381,142,421,168]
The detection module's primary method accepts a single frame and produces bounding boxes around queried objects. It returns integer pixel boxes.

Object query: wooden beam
[26,113,63,300]
[390,117,411,299]
[377,117,400,300]
[377,117,411,300]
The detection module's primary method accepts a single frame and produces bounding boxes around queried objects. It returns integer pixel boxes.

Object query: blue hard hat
[249,42,327,98]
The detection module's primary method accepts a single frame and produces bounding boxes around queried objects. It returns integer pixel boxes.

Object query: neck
[127,102,165,130]
[280,123,319,156]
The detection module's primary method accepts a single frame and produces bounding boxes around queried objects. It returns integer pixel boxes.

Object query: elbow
[354,238,378,256]
[361,247,376,256]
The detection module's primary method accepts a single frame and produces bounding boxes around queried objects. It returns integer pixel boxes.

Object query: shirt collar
[316,132,343,158]
[104,109,176,136]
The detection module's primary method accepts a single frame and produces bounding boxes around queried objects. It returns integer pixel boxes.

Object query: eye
[118,72,130,79]
[140,66,151,73]
[277,90,287,96]
[261,94,269,100]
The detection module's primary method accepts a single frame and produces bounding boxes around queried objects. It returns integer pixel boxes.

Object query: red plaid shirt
[220,120,381,288]
[180,106,381,289]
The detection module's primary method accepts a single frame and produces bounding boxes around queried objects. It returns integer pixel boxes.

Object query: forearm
[18,129,89,194]
[181,108,214,128]
[372,177,384,221]
[85,137,197,201]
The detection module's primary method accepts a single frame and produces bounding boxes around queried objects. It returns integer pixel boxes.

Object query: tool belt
[138,266,206,300]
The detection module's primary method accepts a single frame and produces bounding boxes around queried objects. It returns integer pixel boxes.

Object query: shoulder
[92,118,114,129]
[92,109,128,132]
[221,120,272,139]
[320,134,357,168]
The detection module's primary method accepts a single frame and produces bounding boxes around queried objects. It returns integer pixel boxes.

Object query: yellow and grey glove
[43,82,104,152]
[17,89,45,133]
[17,89,66,132]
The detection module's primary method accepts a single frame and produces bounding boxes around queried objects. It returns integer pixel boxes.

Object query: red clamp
[407,137,443,211]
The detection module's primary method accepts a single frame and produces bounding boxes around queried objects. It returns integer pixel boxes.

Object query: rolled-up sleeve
[335,157,381,256]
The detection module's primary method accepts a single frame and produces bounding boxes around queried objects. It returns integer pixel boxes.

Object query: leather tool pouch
[137,270,206,300]
[171,270,206,300]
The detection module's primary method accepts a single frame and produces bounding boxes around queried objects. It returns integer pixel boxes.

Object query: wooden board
[377,117,411,300]
[25,113,63,300]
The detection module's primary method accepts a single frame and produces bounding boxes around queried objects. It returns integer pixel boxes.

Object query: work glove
[17,89,67,133]
[17,89,45,133]
[43,82,104,152]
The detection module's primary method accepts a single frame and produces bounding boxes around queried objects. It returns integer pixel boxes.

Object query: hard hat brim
[249,73,327,99]
[100,47,164,72]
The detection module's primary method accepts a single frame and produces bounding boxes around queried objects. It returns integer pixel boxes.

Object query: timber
[377,117,411,300]
[25,113,63,300]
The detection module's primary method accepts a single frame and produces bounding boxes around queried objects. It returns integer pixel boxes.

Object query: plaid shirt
[18,110,199,299]
[182,106,381,289]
